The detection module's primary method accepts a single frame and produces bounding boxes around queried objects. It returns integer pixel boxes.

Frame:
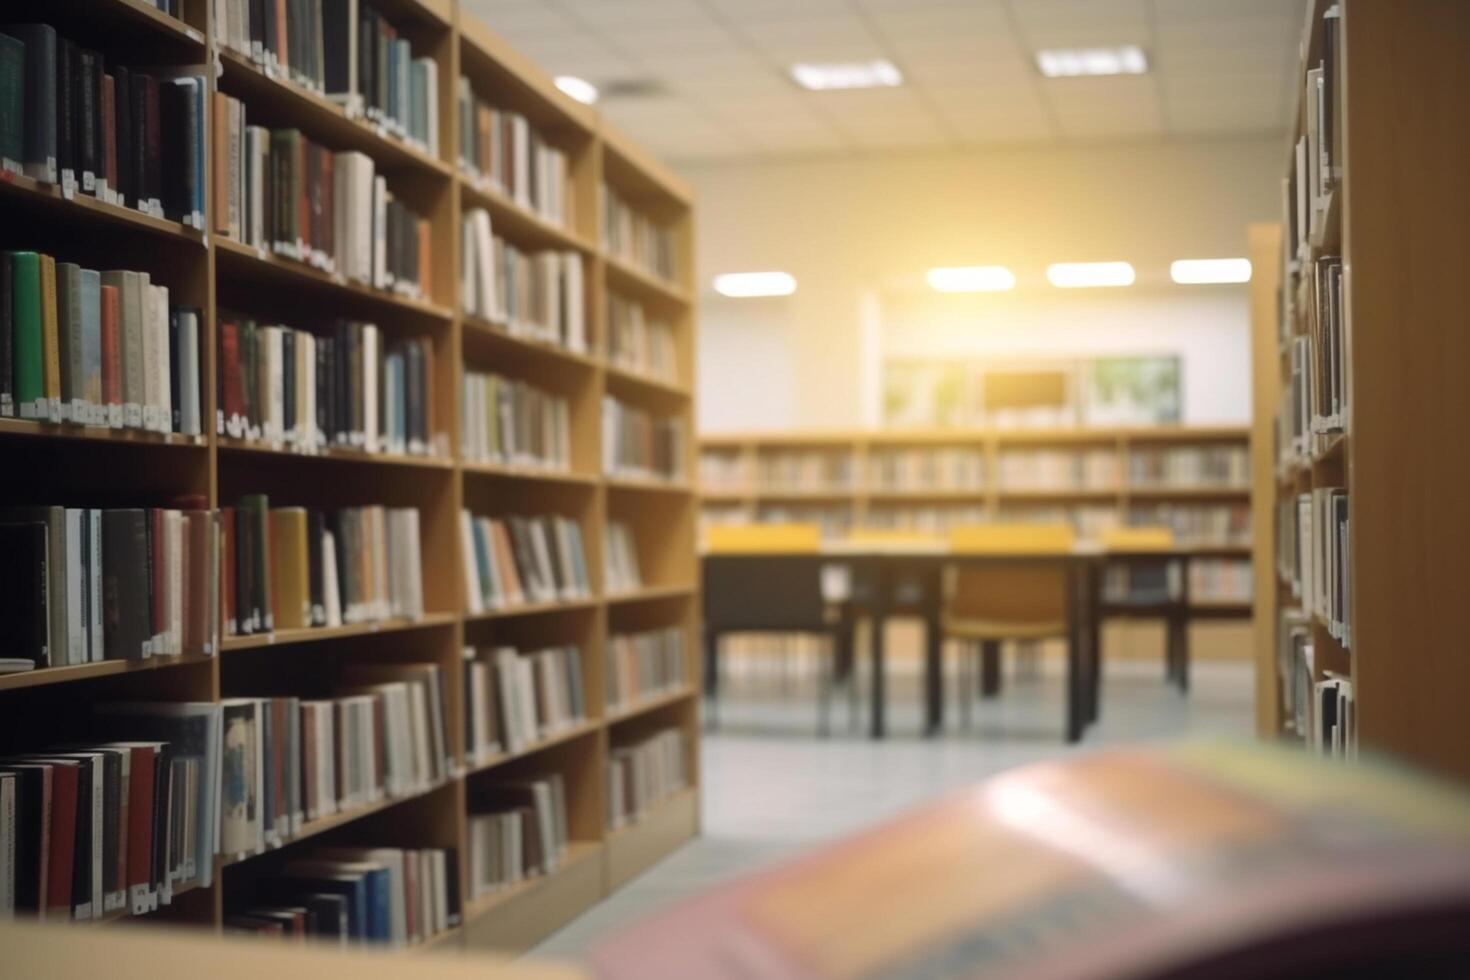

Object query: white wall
[683,137,1282,432]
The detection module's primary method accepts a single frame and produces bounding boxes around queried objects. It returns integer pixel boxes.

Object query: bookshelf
[0,0,699,956]
[1260,0,1470,781]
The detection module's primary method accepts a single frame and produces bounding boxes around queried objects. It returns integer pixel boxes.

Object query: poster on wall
[882,361,968,428]
[1083,356,1182,426]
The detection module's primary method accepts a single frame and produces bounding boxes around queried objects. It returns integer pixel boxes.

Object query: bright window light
[714,272,797,298]
[1046,262,1136,288]
[791,60,903,91]
[926,266,1016,293]
[1036,46,1148,78]
[555,75,598,105]
[1170,258,1252,284]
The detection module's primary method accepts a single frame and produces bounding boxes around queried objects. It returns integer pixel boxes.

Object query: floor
[529,656,1255,963]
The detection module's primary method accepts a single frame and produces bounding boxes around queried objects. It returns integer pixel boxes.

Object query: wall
[683,136,1283,433]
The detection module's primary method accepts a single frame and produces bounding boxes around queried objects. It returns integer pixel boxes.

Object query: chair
[702,524,855,734]
[942,524,1075,732]
[1098,526,1186,689]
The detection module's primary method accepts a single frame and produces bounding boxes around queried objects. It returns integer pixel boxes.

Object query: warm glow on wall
[1046,262,1136,288]
[713,272,797,298]
[1170,258,1252,284]
[926,266,1016,293]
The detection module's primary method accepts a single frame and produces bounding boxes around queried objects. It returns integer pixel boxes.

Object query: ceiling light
[927,266,1016,293]
[791,60,903,91]
[555,75,598,105]
[1036,46,1148,78]
[1046,262,1136,288]
[714,272,797,298]
[1170,258,1252,284]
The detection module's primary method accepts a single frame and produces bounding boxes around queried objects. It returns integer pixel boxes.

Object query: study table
[701,542,1251,742]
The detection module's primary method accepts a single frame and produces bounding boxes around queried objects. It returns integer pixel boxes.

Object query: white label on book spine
[2,158,21,175]
[129,884,149,915]
[48,397,62,422]
[108,403,122,428]
[82,170,95,192]
[104,889,124,913]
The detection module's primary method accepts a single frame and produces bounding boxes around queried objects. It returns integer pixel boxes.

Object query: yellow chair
[1099,526,1176,552]
[705,522,822,554]
[942,524,1076,731]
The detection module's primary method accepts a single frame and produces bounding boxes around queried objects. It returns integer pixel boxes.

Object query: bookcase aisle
[0,0,699,955]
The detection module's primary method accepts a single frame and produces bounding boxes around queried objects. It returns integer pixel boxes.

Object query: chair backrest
[844,527,945,551]
[1100,525,1176,552]
[947,523,1075,554]
[704,523,822,554]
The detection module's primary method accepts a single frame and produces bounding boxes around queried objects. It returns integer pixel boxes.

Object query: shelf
[459,178,596,254]
[462,597,600,622]
[602,252,690,307]
[604,787,698,892]
[997,487,1120,501]
[464,719,601,775]
[460,461,600,486]
[218,439,454,470]
[699,489,754,502]
[605,584,697,605]
[461,840,601,924]
[217,778,455,871]
[602,362,691,402]
[864,488,987,501]
[0,171,207,243]
[219,612,457,652]
[0,417,208,448]
[216,49,452,179]
[605,474,695,494]
[605,686,696,725]
[1125,485,1252,499]
[460,314,599,370]
[744,488,854,501]
[215,235,454,325]
[1189,602,1254,616]
[0,653,214,693]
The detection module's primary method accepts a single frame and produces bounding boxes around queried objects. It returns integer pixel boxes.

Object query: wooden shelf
[460,840,601,924]
[218,439,454,470]
[460,461,600,486]
[998,487,1120,502]
[464,719,601,775]
[219,612,458,652]
[0,417,208,448]
[605,474,694,494]
[605,584,697,606]
[602,252,690,307]
[602,362,691,402]
[459,178,596,254]
[0,654,214,692]
[1126,485,1251,499]
[215,237,454,324]
[605,686,696,725]
[216,49,452,179]
[462,597,600,622]
[461,314,600,370]
[0,171,207,243]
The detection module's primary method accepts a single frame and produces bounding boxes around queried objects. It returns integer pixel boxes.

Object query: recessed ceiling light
[1036,46,1148,78]
[555,75,598,105]
[791,60,903,91]
[714,272,797,298]
[1170,258,1252,284]
[1046,262,1136,288]
[926,266,1016,293]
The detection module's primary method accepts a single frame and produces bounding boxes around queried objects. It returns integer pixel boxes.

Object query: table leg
[870,567,888,740]
[980,640,1002,698]
[1087,559,1102,726]
[924,572,944,736]
[1065,565,1082,743]
[704,627,720,731]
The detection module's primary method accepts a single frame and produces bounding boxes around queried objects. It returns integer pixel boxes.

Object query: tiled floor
[529,658,1255,962]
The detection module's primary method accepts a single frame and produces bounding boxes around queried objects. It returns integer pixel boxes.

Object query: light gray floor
[529,658,1255,962]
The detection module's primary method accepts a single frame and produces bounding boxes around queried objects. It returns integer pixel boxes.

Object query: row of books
[459,511,592,615]
[463,646,586,760]
[227,846,459,946]
[1127,446,1249,489]
[467,773,569,897]
[607,728,687,831]
[603,521,643,594]
[603,397,685,482]
[222,499,424,636]
[606,627,686,712]
[1284,3,1341,261]
[213,0,439,158]
[461,208,587,351]
[1189,558,1253,604]
[1,733,206,921]
[868,448,986,492]
[459,369,569,471]
[1283,488,1350,646]
[1304,257,1346,434]
[600,183,675,282]
[219,667,450,858]
[0,24,206,225]
[213,98,431,299]
[755,450,855,492]
[0,505,217,671]
[218,316,438,457]
[698,451,748,492]
[996,448,1117,491]
[457,81,572,228]
[753,504,853,540]
[1,252,203,433]
[1127,503,1252,548]
[606,292,675,382]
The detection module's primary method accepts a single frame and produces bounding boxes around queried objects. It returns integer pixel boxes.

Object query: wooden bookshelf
[1258,0,1470,782]
[0,0,700,955]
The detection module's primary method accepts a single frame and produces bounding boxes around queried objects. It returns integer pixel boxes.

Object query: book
[601,181,675,281]
[606,728,686,830]
[0,31,23,176]
[9,24,57,184]
[0,523,49,668]
[459,369,569,469]
[603,396,685,482]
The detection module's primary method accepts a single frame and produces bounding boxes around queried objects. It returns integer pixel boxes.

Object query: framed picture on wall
[1082,355,1182,426]
[882,361,968,428]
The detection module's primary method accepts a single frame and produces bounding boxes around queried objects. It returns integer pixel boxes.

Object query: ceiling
[462,0,1306,165]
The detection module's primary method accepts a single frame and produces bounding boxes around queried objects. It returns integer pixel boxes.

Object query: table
[702,544,1249,742]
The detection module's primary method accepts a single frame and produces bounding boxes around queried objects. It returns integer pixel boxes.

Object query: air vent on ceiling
[598,78,669,100]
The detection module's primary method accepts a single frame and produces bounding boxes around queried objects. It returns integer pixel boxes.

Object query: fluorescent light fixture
[1036,45,1148,78]
[1170,258,1252,284]
[791,60,903,91]
[926,266,1016,293]
[1046,262,1136,288]
[714,272,797,298]
[555,75,598,105]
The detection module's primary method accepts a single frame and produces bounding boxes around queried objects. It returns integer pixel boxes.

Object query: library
[2,0,1468,976]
